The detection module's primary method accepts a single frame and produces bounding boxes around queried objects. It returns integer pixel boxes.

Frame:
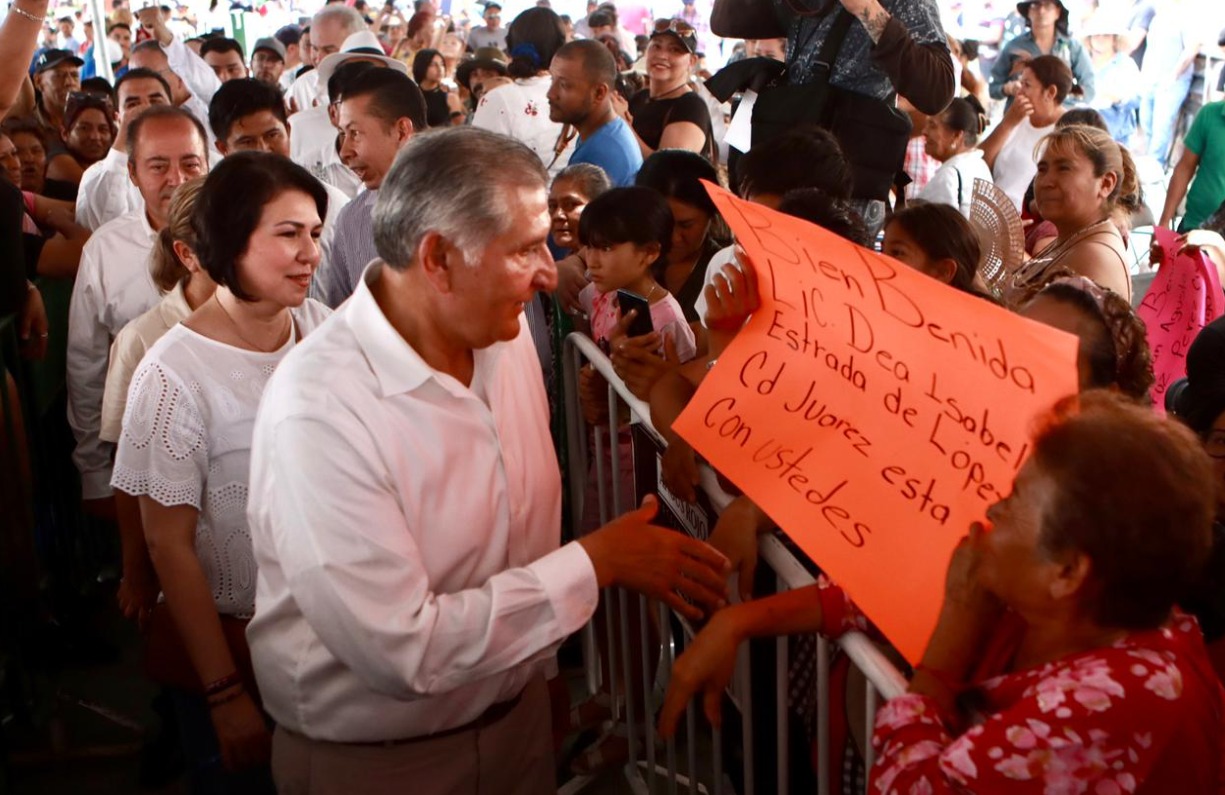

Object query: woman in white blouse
[112,152,331,789]
[917,97,995,218]
[979,54,1071,212]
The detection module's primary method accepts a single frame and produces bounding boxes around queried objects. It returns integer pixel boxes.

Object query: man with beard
[547,39,640,186]
[250,37,288,89]
[68,106,208,517]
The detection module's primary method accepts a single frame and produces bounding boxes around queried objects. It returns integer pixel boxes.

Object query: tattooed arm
[841,0,955,114]
[842,0,892,43]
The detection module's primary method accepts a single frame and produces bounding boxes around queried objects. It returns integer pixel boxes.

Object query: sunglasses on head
[66,91,114,114]
[653,18,695,37]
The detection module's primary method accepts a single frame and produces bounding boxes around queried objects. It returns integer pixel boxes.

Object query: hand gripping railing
[560,332,906,795]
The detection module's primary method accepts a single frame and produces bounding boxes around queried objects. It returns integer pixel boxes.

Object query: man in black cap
[250,37,287,89]
[468,1,508,52]
[33,48,85,146]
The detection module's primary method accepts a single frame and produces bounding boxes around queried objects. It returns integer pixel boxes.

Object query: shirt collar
[138,209,158,241]
[347,261,511,400]
[347,261,439,397]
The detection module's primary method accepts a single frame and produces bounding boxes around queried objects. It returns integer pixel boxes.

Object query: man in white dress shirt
[247,127,729,793]
[68,106,209,518]
[286,4,365,118]
[75,68,172,230]
[275,25,306,93]
[77,6,227,230]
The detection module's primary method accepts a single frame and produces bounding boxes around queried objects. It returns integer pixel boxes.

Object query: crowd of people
[3,0,1225,792]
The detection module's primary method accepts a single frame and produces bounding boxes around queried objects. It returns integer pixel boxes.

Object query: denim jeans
[1139,72,1193,169]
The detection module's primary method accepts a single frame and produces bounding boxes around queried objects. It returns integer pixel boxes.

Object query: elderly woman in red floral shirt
[663,391,1225,793]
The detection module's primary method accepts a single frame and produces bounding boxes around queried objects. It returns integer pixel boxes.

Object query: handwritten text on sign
[673,185,1080,663]
[1137,227,1224,411]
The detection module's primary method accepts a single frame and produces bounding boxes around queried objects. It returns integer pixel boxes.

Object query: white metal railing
[560,332,907,795]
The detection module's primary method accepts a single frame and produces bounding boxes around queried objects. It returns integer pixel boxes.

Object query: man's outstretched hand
[579,496,731,621]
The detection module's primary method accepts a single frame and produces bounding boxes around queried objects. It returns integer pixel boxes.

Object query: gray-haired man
[246,127,729,794]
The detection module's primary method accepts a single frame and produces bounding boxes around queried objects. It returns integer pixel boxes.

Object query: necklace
[1007,218,1115,297]
[212,293,292,353]
[644,283,660,301]
[650,82,689,101]
[1035,218,1114,265]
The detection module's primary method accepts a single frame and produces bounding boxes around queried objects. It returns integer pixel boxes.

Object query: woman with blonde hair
[1001,124,1140,305]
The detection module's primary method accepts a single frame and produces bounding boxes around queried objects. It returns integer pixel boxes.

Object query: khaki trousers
[271,677,554,795]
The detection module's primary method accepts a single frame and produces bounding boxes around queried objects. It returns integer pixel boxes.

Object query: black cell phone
[617,289,654,337]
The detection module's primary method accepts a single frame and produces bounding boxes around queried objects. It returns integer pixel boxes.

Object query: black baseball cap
[34,48,85,75]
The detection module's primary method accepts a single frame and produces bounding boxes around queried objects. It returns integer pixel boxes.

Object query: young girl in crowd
[576,186,696,365]
[570,186,699,775]
[881,202,991,299]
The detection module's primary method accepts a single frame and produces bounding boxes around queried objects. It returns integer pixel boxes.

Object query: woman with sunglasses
[46,91,115,187]
[618,20,714,162]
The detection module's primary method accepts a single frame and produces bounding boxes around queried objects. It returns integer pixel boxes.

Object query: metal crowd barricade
[560,332,907,795]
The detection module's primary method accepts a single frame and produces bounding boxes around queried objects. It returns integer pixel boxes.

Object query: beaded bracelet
[9,5,47,23]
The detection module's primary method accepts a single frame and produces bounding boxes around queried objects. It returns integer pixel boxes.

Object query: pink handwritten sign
[1138,230,1224,410]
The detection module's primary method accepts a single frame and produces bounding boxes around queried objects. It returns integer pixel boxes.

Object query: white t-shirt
[471,75,574,177]
[111,300,332,617]
[992,117,1054,212]
[918,149,995,218]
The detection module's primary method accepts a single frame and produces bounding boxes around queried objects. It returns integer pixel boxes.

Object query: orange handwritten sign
[674,185,1080,663]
